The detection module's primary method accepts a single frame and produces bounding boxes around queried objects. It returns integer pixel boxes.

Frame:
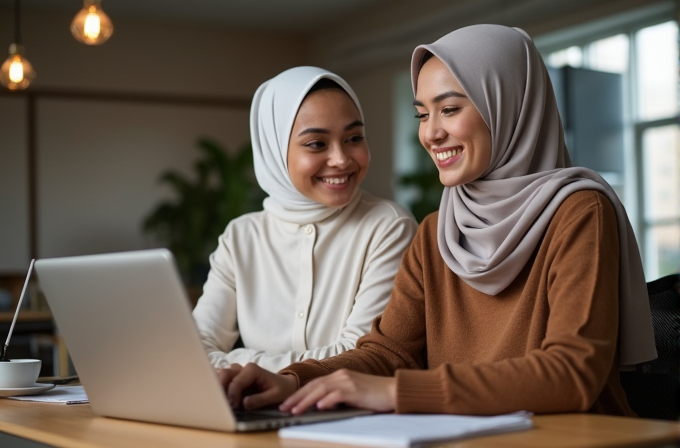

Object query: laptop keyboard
[233,408,296,421]
[232,406,373,431]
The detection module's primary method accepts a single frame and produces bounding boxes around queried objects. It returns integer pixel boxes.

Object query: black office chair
[620,273,680,420]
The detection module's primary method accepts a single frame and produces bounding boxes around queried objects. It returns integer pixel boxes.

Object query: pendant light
[71,0,114,45]
[0,0,36,91]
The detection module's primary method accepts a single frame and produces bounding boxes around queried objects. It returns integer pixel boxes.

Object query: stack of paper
[279,412,533,447]
[9,385,89,405]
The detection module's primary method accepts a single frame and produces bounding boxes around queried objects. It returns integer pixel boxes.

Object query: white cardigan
[192,191,417,372]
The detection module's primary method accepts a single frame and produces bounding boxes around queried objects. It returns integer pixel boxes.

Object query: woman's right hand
[217,363,298,410]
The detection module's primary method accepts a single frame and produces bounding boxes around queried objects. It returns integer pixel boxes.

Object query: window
[540,17,679,280]
[637,22,678,121]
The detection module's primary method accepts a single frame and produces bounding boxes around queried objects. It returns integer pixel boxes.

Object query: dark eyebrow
[344,120,364,131]
[298,127,328,137]
[298,120,364,137]
[413,90,467,106]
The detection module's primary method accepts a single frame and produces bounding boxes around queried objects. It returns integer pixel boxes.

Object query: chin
[321,198,352,208]
[439,174,457,188]
[316,191,354,208]
[312,181,358,207]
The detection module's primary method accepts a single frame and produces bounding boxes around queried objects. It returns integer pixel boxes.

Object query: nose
[327,144,351,168]
[422,116,446,145]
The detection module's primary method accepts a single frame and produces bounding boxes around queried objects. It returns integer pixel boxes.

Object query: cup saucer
[0,383,56,397]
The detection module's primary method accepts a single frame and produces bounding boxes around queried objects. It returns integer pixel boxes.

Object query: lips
[433,147,463,167]
[317,172,354,186]
[435,148,463,160]
[321,175,349,185]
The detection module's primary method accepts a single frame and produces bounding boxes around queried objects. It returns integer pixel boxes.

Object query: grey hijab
[411,24,656,367]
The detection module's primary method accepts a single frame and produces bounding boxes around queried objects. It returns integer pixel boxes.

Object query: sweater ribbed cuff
[396,368,451,414]
[279,360,333,387]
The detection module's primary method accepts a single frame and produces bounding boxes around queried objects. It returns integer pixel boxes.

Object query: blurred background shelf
[0,273,66,377]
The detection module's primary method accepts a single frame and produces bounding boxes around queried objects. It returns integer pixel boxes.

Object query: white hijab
[250,66,365,225]
[411,24,656,367]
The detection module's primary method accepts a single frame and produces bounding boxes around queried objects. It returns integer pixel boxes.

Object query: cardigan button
[304,225,314,235]
[297,311,304,319]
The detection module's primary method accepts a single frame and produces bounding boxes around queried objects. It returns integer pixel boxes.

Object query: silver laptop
[34,249,370,432]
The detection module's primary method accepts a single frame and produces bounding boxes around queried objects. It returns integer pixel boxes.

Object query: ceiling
[13,0,392,32]
[5,0,665,75]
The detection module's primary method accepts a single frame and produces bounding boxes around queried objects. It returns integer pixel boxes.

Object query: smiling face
[287,87,369,208]
[414,56,492,187]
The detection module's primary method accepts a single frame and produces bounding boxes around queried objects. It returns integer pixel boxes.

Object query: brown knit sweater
[281,190,634,416]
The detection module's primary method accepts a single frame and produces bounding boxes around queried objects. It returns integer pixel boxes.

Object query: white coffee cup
[0,359,42,388]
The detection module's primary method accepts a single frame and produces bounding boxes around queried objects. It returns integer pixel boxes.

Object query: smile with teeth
[321,175,350,185]
[435,148,463,160]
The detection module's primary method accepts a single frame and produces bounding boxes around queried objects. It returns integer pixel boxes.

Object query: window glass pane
[546,46,583,68]
[636,21,679,120]
[645,224,680,280]
[642,125,680,221]
[586,34,629,73]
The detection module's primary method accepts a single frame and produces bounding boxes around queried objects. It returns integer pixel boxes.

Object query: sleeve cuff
[278,359,334,387]
[396,368,451,414]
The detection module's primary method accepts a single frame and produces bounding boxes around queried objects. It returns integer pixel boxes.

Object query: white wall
[0,98,29,270]
[36,99,250,258]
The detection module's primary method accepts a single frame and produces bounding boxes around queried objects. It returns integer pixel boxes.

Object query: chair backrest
[620,273,680,420]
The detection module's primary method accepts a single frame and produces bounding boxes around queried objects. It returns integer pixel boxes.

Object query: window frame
[536,4,679,279]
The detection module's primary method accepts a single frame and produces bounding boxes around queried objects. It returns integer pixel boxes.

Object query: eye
[442,106,460,116]
[415,112,428,121]
[347,134,365,144]
[304,140,327,150]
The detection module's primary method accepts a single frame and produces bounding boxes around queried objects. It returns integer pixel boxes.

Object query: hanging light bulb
[0,44,36,90]
[1,0,36,91]
[71,0,114,45]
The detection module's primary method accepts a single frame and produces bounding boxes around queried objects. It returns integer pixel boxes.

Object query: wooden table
[0,398,677,448]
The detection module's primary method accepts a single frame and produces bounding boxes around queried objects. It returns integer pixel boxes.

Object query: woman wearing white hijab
[216,25,656,417]
[192,67,417,373]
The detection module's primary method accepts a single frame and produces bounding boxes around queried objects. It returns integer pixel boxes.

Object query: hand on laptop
[280,369,396,415]
[217,363,298,410]
[218,364,396,415]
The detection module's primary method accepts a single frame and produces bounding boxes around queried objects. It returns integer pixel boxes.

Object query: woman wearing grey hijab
[192,66,417,373]
[217,25,654,417]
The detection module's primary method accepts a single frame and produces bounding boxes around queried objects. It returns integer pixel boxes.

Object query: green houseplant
[397,134,443,222]
[143,138,265,286]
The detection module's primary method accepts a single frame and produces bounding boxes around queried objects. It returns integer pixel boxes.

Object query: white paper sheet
[8,385,89,405]
[279,412,533,448]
